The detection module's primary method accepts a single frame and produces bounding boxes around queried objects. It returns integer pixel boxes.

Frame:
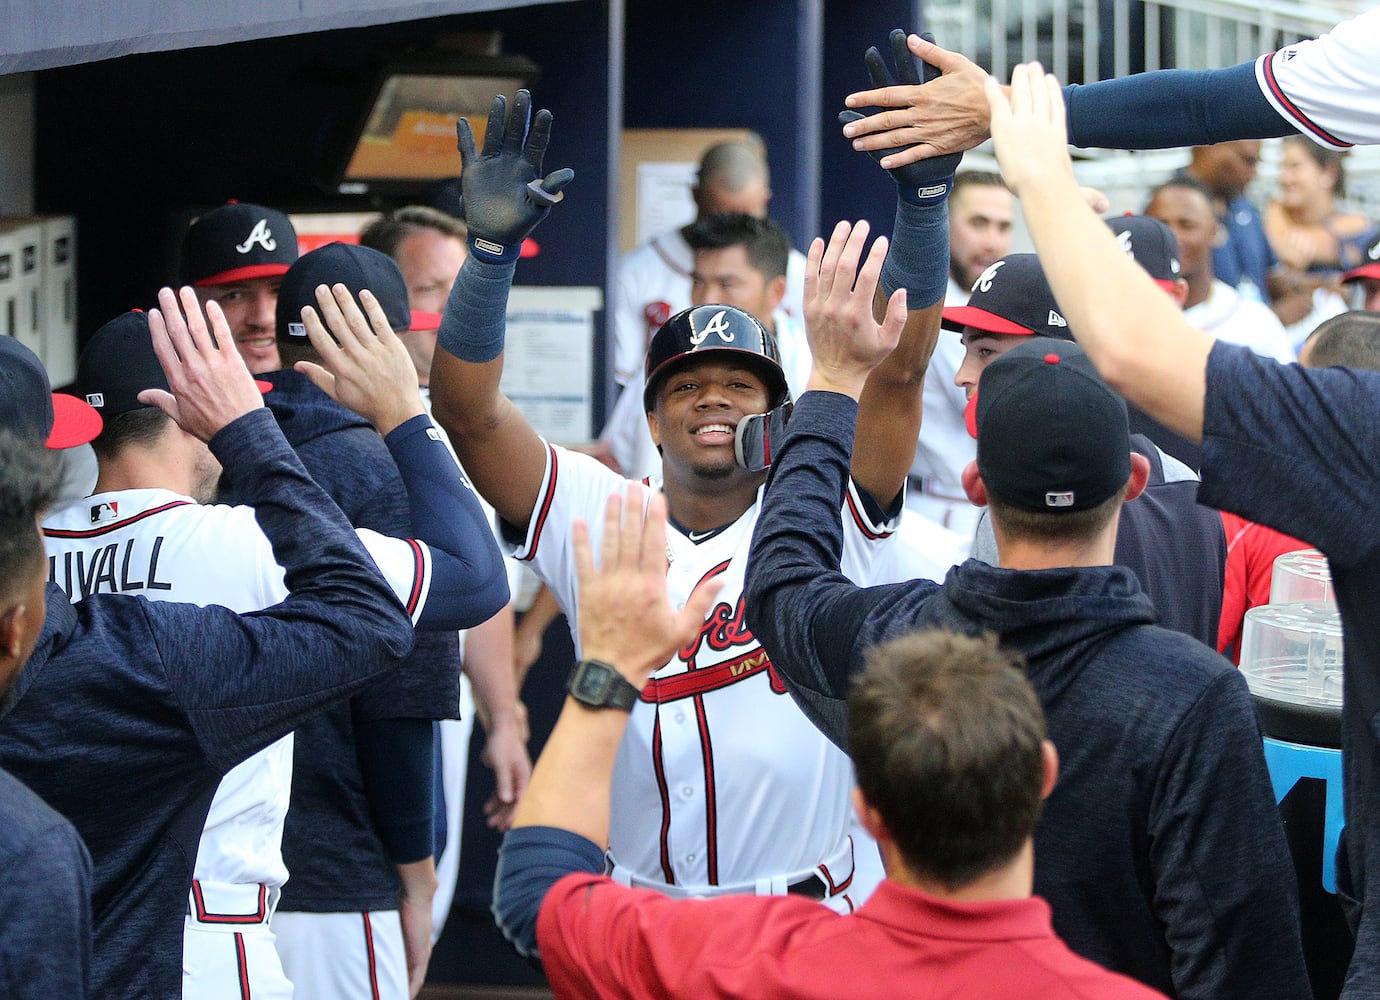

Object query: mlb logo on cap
[941,254,1072,341]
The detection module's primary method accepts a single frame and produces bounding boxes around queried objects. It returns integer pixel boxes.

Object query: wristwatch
[567,659,641,711]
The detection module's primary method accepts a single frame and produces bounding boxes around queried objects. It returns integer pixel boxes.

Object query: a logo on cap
[973,260,1005,294]
[1048,310,1067,328]
[236,218,278,254]
[1045,491,1075,508]
[89,501,120,524]
[1369,240,1380,261]
[287,322,308,338]
[85,392,106,408]
[691,310,734,347]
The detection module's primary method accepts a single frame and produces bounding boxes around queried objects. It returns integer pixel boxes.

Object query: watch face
[573,662,613,702]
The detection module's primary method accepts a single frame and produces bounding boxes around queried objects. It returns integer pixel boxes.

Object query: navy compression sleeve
[1064,61,1294,149]
[383,414,509,630]
[357,717,437,864]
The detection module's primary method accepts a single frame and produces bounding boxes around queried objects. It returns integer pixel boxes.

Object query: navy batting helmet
[642,304,790,412]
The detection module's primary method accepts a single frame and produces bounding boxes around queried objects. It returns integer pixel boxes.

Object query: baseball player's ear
[1169,278,1190,309]
[1041,740,1059,800]
[961,461,988,507]
[0,600,27,661]
[766,274,787,312]
[1125,452,1151,502]
[850,787,889,843]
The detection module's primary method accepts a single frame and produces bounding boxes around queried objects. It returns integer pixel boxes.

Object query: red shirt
[537,874,1170,999]
[1219,512,1311,662]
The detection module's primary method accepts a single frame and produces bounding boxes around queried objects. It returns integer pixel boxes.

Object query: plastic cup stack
[1239,550,1343,709]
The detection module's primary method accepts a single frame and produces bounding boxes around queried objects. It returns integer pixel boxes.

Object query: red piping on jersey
[234,933,251,1000]
[1261,51,1353,148]
[640,647,783,703]
[43,500,194,538]
[845,488,893,541]
[652,715,676,882]
[695,693,720,884]
[404,538,425,615]
[820,838,856,896]
[362,913,382,1000]
[520,443,560,562]
[189,880,268,924]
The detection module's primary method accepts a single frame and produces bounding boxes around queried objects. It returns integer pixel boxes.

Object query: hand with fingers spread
[985,62,1078,200]
[454,89,575,264]
[574,485,722,689]
[839,29,964,202]
[293,283,425,435]
[842,33,994,169]
[139,286,264,441]
[803,221,908,400]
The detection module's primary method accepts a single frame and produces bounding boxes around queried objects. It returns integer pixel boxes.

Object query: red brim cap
[942,305,1035,337]
[409,311,443,332]
[964,390,980,439]
[48,393,104,449]
[1343,263,1380,283]
[195,263,293,287]
[254,379,273,394]
[519,238,540,259]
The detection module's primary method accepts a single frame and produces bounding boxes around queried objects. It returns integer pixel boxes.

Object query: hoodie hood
[256,369,372,450]
[929,560,1157,700]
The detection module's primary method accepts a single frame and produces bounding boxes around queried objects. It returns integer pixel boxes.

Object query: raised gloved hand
[454,89,575,263]
[839,30,963,205]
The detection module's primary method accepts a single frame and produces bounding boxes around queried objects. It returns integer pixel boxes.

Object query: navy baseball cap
[974,339,1130,513]
[941,254,1072,341]
[78,310,272,419]
[180,201,299,287]
[1343,230,1380,283]
[1106,214,1181,291]
[0,337,102,448]
[276,242,442,345]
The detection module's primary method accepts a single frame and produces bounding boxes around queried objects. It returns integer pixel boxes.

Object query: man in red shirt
[489,225,1169,1000]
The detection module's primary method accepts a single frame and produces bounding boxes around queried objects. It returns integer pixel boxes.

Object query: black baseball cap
[973,339,1130,513]
[276,242,442,345]
[1107,214,1181,290]
[0,337,102,448]
[180,201,299,287]
[1343,230,1380,283]
[941,254,1072,341]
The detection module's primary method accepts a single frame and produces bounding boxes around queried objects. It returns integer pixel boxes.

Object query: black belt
[786,874,827,900]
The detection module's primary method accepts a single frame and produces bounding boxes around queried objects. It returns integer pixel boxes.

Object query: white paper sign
[500,286,604,444]
[635,161,698,244]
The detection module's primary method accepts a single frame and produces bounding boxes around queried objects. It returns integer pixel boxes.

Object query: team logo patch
[644,300,672,338]
[690,309,734,347]
[89,501,120,524]
[235,218,277,254]
[974,259,1006,293]
[85,392,106,408]
[1045,491,1075,508]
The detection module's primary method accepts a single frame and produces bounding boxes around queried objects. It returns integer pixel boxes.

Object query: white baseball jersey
[503,443,896,908]
[611,227,808,386]
[905,276,982,538]
[43,489,432,998]
[602,309,812,482]
[1185,279,1295,363]
[1256,6,1380,148]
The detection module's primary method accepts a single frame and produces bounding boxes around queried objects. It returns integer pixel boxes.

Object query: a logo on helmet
[973,260,1006,293]
[690,309,735,347]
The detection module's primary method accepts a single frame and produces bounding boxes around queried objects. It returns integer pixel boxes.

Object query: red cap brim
[942,305,1035,337]
[964,390,980,439]
[409,311,443,332]
[1343,263,1380,283]
[47,393,104,449]
[195,263,293,287]
[519,238,539,259]
[254,379,273,395]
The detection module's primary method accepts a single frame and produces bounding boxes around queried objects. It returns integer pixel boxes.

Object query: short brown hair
[360,206,468,260]
[987,485,1127,545]
[847,629,1046,890]
[1302,311,1380,371]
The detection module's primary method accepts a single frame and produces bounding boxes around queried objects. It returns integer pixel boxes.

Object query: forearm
[384,414,510,629]
[1064,62,1291,149]
[211,409,414,658]
[1014,151,1211,440]
[511,697,625,846]
[431,255,517,435]
[463,605,521,733]
[357,717,436,864]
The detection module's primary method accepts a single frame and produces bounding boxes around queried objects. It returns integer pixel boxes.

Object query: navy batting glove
[454,90,575,263]
[840,29,963,206]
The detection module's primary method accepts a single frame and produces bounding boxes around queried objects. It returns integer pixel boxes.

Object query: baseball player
[43,288,509,999]
[181,201,300,375]
[838,8,1380,166]
[0,290,419,1000]
[427,83,949,911]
